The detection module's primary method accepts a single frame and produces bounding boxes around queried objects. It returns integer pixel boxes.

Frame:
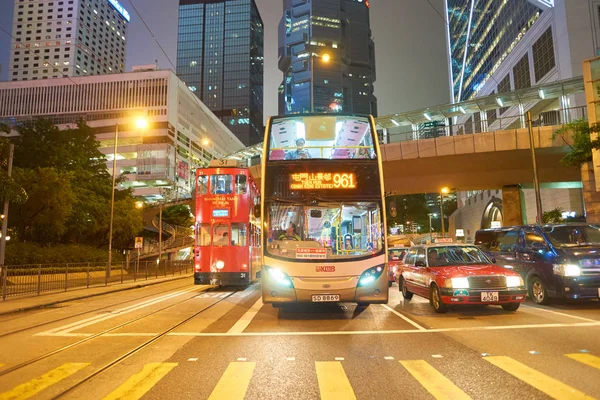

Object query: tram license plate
[312,294,340,302]
[481,292,499,302]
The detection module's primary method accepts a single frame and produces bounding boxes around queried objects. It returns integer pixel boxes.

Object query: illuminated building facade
[8,0,129,81]
[176,0,264,146]
[278,0,377,116]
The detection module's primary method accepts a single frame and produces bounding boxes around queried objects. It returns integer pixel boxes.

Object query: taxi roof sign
[433,238,453,243]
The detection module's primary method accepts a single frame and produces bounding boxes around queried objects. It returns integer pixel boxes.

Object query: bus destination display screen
[290,173,356,190]
[212,209,229,218]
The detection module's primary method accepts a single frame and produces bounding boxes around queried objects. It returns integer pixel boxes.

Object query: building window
[513,54,531,90]
[497,74,511,116]
[532,27,555,82]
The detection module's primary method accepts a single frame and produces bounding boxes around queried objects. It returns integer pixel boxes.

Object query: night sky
[0,0,450,118]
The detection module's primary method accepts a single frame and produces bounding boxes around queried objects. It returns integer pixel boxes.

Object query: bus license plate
[481,292,499,302]
[312,294,340,302]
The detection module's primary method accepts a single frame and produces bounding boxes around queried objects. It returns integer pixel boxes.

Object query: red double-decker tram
[194,160,261,286]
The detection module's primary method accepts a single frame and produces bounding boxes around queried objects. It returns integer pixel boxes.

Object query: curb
[0,274,194,316]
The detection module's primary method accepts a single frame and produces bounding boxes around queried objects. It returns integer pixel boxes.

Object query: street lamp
[428,213,437,238]
[202,138,210,147]
[135,201,144,209]
[440,187,450,239]
[321,53,331,63]
[107,117,148,279]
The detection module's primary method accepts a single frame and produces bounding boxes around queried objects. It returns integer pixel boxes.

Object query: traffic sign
[134,237,143,249]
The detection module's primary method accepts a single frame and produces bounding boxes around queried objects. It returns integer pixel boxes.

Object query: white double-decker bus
[259,114,388,307]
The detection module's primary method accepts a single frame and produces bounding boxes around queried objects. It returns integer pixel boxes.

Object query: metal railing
[383,106,588,143]
[0,260,193,300]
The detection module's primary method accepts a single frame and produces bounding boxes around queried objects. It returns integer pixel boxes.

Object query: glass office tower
[278,0,377,116]
[177,0,264,146]
[446,0,544,102]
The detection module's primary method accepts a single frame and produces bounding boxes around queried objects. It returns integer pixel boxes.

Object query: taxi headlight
[445,277,469,289]
[215,260,225,270]
[553,264,581,277]
[505,275,524,288]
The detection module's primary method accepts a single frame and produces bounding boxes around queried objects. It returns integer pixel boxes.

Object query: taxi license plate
[312,294,340,302]
[481,292,499,302]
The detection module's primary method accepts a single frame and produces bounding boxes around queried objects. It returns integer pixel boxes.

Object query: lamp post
[440,187,450,238]
[428,213,436,238]
[0,144,14,267]
[107,118,148,280]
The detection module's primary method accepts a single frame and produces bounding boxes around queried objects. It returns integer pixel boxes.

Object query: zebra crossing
[0,353,598,400]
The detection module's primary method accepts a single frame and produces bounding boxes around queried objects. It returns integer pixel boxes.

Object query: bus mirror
[253,204,261,218]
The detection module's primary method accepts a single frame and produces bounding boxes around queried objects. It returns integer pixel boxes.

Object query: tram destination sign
[290,173,356,190]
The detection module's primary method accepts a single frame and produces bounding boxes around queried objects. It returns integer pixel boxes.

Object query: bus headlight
[265,266,294,288]
[506,275,524,287]
[358,265,384,287]
[215,260,225,270]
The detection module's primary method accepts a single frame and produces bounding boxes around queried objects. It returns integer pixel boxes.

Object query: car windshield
[543,224,600,247]
[427,246,491,267]
[265,201,384,260]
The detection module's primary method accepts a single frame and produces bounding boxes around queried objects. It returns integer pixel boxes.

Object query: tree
[161,205,193,228]
[552,120,600,167]
[543,207,564,224]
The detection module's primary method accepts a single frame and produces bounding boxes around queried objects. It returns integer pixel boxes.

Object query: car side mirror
[415,260,426,267]
[253,204,261,218]
[491,257,497,264]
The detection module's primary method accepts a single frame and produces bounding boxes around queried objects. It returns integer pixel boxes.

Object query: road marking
[165,320,600,337]
[432,355,443,358]
[565,354,600,370]
[237,358,247,362]
[400,360,471,400]
[334,357,345,361]
[0,362,89,400]
[384,356,395,360]
[103,362,177,400]
[484,356,596,400]
[381,304,427,331]
[315,361,356,400]
[227,298,263,334]
[37,286,204,336]
[522,305,599,323]
[188,358,198,362]
[208,362,255,400]
[287,357,296,361]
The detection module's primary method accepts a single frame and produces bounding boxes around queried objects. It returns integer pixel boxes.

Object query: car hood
[555,247,600,264]
[432,264,516,279]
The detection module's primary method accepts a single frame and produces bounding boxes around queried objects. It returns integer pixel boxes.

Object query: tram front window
[266,202,383,260]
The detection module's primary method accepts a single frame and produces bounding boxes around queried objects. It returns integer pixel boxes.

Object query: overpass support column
[411,124,419,140]
[480,111,488,132]
[518,103,526,129]
[581,162,600,223]
[502,185,526,226]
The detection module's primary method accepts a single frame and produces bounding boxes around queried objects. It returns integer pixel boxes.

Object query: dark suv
[475,224,600,304]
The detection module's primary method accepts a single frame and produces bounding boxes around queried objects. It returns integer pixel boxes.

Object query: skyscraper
[8,0,129,81]
[278,0,377,116]
[176,0,264,147]
[445,0,544,102]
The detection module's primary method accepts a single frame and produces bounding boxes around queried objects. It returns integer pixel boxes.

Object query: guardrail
[0,260,193,300]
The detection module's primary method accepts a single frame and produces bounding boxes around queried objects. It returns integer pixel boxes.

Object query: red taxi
[397,244,526,313]
[388,247,408,287]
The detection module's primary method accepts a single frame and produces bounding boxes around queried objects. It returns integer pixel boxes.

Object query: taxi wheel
[430,285,448,313]
[400,278,413,300]
[501,303,520,312]
[529,276,550,305]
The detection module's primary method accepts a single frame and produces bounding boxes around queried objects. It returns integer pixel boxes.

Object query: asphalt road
[0,279,598,399]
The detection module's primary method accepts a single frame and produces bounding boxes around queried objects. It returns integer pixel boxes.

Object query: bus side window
[235,174,247,194]
[198,176,208,195]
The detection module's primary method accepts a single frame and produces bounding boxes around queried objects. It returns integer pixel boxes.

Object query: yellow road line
[208,362,255,400]
[485,356,596,400]
[565,354,600,370]
[0,362,89,400]
[315,361,356,400]
[400,360,471,400]
[103,362,178,400]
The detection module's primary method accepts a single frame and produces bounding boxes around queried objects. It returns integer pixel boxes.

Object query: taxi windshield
[427,246,491,267]
[388,249,407,261]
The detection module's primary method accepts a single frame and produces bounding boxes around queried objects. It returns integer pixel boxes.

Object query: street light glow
[321,53,331,63]
[135,201,144,209]
[136,118,148,130]
[441,187,450,194]
[202,138,210,146]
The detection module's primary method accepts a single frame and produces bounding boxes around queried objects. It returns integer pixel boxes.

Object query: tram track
[0,280,197,340]
[0,285,220,378]
[50,289,240,399]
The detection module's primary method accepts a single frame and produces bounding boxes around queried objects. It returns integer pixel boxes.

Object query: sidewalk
[0,273,194,316]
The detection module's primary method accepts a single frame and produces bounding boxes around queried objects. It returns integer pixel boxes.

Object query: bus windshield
[268,115,377,161]
[265,201,384,261]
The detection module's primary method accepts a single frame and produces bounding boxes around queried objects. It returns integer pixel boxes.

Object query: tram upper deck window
[198,176,208,195]
[211,175,233,194]
[235,174,247,194]
[268,115,376,160]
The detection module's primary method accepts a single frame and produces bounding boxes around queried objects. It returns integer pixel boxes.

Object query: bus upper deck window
[235,174,247,194]
[211,175,233,194]
[198,176,208,195]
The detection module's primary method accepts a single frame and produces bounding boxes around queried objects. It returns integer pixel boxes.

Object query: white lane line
[188,358,198,362]
[335,357,345,361]
[522,305,599,323]
[287,357,296,361]
[227,298,263,334]
[432,355,443,358]
[381,304,427,331]
[36,286,204,336]
[384,356,395,360]
[237,358,248,361]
